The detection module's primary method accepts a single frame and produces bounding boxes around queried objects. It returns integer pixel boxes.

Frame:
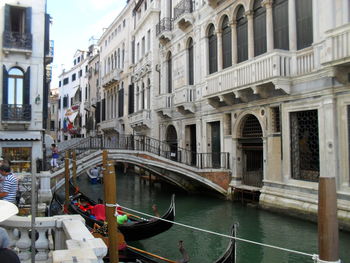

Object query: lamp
[35,95,41,105]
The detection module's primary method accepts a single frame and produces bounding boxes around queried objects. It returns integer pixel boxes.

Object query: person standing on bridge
[50,144,59,171]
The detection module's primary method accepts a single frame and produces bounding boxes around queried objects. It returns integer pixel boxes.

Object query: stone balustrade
[1,214,107,263]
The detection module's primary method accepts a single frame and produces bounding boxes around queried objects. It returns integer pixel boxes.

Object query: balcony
[2,31,32,57]
[204,51,293,107]
[99,118,117,131]
[320,23,350,67]
[155,94,174,118]
[102,68,122,88]
[174,85,196,114]
[45,40,54,64]
[174,0,194,30]
[156,18,173,45]
[129,109,151,130]
[1,104,31,122]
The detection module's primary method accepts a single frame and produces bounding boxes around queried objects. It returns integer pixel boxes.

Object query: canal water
[75,169,350,263]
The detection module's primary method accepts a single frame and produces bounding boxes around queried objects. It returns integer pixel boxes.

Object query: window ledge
[3,47,32,58]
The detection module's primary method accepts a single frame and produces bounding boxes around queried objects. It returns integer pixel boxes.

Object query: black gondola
[214,224,237,263]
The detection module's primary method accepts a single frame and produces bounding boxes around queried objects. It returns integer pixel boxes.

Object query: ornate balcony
[1,104,31,122]
[45,40,54,64]
[174,85,196,114]
[156,18,173,45]
[129,109,151,130]
[204,51,294,107]
[320,23,350,67]
[155,94,174,118]
[174,0,194,30]
[102,68,122,88]
[2,31,32,56]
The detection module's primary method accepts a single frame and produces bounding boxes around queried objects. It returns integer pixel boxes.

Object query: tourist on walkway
[0,200,20,263]
[0,165,18,204]
[50,144,59,170]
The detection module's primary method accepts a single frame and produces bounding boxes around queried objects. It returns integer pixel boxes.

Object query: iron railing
[174,0,193,20]
[1,104,31,121]
[65,135,229,170]
[3,31,33,50]
[156,18,173,36]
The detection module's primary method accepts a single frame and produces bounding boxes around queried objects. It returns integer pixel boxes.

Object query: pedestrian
[50,143,59,170]
[0,165,18,204]
[0,200,20,263]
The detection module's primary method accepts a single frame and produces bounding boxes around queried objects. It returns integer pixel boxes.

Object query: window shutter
[296,0,313,50]
[25,7,32,34]
[45,14,50,54]
[273,0,289,50]
[4,5,10,32]
[237,6,248,63]
[102,98,106,121]
[188,39,194,85]
[95,101,101,123]
[254,0,267,56]
[23,67,30,104]
[128,84,135,114]
[2,66,8,104]
[222,17,232,69]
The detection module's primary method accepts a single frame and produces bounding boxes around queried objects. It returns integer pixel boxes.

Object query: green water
[76,171,350,263]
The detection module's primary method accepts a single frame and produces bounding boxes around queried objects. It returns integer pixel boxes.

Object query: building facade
[0,0,52,175]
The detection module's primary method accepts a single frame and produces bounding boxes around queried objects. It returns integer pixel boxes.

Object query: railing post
[72,150,77,188]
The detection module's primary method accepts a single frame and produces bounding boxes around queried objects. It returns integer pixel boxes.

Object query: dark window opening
[254,0,267,56]
[296,0,313,50]
[236,6,248,63]
[188,38,194,85]
[222,16,232,69]
[273,0,289,50]
[290,110,319,182]
[208,24,218,74]
[271,106,281,132]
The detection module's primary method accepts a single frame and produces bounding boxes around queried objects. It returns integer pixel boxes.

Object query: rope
[105,203,317,259]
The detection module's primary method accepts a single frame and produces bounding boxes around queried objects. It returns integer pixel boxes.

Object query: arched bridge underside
[51,150,231,197]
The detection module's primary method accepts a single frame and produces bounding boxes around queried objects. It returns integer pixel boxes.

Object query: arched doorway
[239,114,263,187]
[166,125,178,161]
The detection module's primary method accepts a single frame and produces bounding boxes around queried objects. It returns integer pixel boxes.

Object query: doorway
[210,121,221,168]
[166,125,178,161]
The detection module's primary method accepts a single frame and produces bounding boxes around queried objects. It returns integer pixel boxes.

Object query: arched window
[222,16,232,69]
[8,68,24,105]
[167,52,172,93]
[273,0,289,50]
[296,0,313,50]
[141,82,145,110]
[114,51,117,68]
[236,6,248,63]
[147,78,151,109]
[208,24,217,74]
[254,0,267,56]
[188,38,194,85]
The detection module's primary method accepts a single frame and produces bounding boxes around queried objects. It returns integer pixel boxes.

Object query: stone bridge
[50,148,232,197]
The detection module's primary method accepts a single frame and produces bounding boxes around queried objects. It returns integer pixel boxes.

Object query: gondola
[63,183,175,242]
[86,168,102,184]
[214,224,237,263]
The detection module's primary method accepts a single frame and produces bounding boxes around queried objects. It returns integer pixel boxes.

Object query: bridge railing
[67,134,230,170]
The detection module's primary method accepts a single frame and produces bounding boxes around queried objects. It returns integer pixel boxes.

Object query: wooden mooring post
[103,150,118,263]
[72,150,77,188]
[64,151,70,211]
[318,177,340,263]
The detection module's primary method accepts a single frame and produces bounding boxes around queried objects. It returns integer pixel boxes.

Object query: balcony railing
[174,0,193,20]
[129,109,151,128]
[156,17,173,36]
[3,31,32,50]
[174,85,196,105]
[102,68,122,87]
[1,104,31,121]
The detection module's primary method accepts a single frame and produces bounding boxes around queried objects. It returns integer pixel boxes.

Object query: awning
[0,131,41,141]
[67,111,78,123]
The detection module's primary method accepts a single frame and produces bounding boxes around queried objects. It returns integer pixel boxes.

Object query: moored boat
[214,224,237,263]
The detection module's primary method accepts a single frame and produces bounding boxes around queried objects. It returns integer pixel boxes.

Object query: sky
[47,0,126,87]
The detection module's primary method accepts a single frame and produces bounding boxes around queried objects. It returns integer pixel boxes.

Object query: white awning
[0,131,41,141]
[67,111,78,123]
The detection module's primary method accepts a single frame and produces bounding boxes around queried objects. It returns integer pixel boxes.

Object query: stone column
[230,21,237,64]
[263,0,274,51]
[288,0,297,51]
[217,31,223,71]
[246,11,254,59]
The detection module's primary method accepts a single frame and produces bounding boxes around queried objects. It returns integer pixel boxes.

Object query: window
[128,84,135,114]
[221,16,232,69]
[188,38,194,85]
[254,0,267,56]
[141,83,145,109]
[167,52,172,93]
[72,73,76,81]
[79,70,82,77]
[63,77,69,85]
[142,36,145,56]
[122,44,125,68]
[131,39,135,64]
[4,5,32,50]
[147,30,151,51]
[296,0,313,50]
[236,6,248,63]
[137,42,140,61]
[59,81,61,87]
[145,0,148,10]
[50,120,55,131]
[290,110,319,182]
[118,83,124,117]
[77,57,80,63]
[208,24,218,74]
[273,0,289,50]
[2,147,31,173]
[123,19,126,27]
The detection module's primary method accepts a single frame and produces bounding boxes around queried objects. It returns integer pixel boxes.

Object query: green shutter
[23,67,30,105]
[25,7,32,34]
[2,66,8,104]
[4,5,10,31]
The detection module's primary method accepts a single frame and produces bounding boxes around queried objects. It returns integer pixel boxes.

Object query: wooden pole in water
[103,150,118,263]
[318,177,339,262]
[72,150,77,188]
[64,151,70,210]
